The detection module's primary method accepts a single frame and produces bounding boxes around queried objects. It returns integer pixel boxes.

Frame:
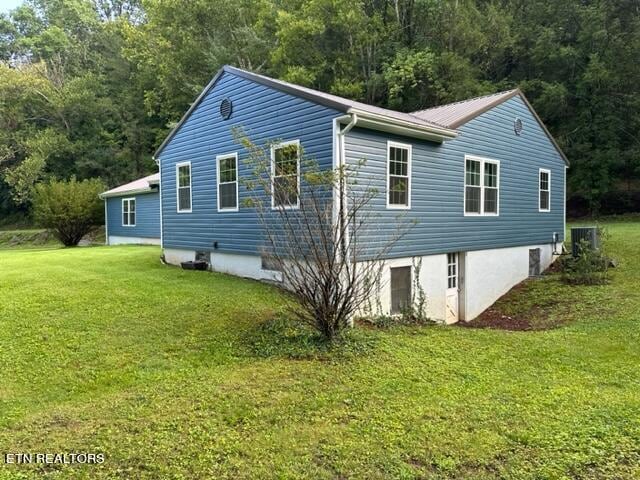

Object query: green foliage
[32,176,105,246]
[560,238,611,286]
[1,221,639,477]
[1,0,640,219]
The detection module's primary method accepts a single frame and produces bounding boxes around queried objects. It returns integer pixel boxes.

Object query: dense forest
[1,0,639,221]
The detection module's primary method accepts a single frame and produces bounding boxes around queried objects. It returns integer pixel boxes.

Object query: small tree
[32,177,105,246]
[237,130,411,341]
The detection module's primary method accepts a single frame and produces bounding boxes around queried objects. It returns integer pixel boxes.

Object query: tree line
[1,0,639,222]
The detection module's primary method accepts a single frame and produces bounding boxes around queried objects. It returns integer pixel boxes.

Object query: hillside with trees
[1,0,639,221]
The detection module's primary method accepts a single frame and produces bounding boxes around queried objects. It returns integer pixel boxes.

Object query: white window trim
[176,161,192,213]
[539,168,551,212]
[270,139,300,210]
[386,140,412,210]
[216,152,239,212]
[122,197,136,227]
[463,154,500,217]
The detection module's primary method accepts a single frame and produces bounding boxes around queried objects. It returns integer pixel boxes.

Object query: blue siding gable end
[344,94,566,258]
[158,71,341,255]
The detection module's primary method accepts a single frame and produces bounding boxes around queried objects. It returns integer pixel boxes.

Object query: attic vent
[514,117,523,135]
[220,98,233,120]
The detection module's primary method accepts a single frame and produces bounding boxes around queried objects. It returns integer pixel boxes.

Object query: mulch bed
[457,307,534,331]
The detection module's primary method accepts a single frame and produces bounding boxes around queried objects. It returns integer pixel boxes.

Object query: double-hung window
[539,169,550,212]
[464,155,499,215]
[122,198,135,226]
[387,141,411,209]
[176,162,192,212]
[217,153,238,211]
[271,140,300,209]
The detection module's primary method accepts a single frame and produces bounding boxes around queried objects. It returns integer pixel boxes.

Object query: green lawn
[0,223,639,479]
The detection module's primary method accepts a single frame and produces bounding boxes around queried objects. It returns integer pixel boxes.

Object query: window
[447,253,457,289]
[539,169,550,212]
[176,162,192,212]
[122,198,135,226]
[271,141,300,209]
[387,142,411,208]
[390,266,411,314]
[217,153,238,211]
[464,155,499,215]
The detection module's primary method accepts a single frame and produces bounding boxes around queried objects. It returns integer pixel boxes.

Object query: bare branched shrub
[235,129,411,341]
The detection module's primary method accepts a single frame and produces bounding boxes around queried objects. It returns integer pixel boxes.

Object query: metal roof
[100,173,160,198]
[154,65,457,159]
[412,89,569,165]
[225,66,453,131]
[412,90,520,128]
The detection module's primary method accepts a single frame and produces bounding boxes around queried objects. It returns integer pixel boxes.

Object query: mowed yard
[0,222,639,479]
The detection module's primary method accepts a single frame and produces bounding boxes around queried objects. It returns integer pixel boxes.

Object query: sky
[0,0,24,14]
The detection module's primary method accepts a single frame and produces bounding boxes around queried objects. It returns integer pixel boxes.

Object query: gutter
[99,187,156,199]
[347,108,457,141]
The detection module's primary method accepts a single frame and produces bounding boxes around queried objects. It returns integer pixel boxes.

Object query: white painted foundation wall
[108,235,160,246]
[163,248,281,282]
[163,243,556,324]
[369,243,555,323]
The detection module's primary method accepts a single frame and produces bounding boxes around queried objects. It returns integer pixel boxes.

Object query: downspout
[103,198,109,245]
[336,114,358,326]
[337,113,358,257]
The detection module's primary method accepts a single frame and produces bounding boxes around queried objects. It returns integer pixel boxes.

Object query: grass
[0,223,639,479]
[0,227,105,251]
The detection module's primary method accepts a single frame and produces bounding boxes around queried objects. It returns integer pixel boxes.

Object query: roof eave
[153,67,228,160]
[348,108,458,142]
[99,187,155,199]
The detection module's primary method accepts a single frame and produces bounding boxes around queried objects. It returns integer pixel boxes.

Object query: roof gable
[153,66,457,159]
[100,173,159,198]
[412,89,568,165]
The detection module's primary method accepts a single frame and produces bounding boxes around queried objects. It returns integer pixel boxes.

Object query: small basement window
[539,169,550,212]
[261,254,282,272]
[122,198,135,226]
[390,266,411,315]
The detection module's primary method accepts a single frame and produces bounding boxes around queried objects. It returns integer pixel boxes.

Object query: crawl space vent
[220,98,233,120]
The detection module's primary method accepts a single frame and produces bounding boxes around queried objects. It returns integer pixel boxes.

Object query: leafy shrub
[246,315,378,360]
[32,177,105,246]
[560,237,611,285]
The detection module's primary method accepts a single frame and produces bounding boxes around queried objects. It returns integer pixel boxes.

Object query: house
[153,65,568,323]
[100,173,161,245]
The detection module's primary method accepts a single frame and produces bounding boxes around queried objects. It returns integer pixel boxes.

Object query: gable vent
[514,117,523,135]
[220,98,233,120]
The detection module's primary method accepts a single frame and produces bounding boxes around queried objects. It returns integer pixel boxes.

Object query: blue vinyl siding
[106,192,160,239]
[158,71,340,254]
[344,95,566,258]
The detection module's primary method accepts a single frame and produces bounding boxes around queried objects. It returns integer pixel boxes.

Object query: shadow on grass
[241,315,380,362]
